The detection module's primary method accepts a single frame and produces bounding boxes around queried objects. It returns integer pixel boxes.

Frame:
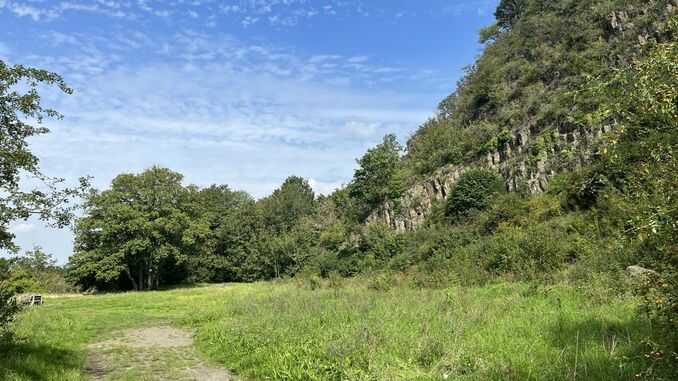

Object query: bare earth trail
[85,326,234,381]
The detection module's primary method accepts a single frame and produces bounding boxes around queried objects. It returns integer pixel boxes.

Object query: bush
[0,260,20,341]
[359,223,405,270]
[366,272,395,292]
[475,193,529,233]
[3,248,76,294]
[479,224,571,281]
[295,268,322,291]
[551,169,612,211]
[446,169,506,219]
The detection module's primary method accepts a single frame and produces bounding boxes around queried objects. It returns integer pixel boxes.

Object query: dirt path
[85,326,233,381]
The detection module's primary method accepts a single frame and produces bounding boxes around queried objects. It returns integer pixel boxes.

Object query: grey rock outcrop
[626,265,659,278]
[368,125,608,232]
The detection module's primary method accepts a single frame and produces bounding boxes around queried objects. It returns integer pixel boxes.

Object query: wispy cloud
[12,28,440,199]
[0,0,381,26]
[9,222,35,234]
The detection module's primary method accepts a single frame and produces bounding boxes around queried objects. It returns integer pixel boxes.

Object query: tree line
[68,170,318,290]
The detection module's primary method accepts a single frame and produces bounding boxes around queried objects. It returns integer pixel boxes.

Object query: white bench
[23,294,43,305]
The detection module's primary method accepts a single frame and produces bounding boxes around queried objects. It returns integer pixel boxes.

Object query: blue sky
[1,0,498,263]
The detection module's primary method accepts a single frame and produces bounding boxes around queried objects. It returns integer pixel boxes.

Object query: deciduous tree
[69,167,191,291]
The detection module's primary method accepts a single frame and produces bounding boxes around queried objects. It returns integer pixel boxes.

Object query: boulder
[625,265,658,278]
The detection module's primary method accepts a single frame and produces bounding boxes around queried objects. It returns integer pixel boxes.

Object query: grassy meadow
[0,277,658,381]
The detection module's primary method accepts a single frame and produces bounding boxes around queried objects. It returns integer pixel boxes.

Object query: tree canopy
[69,167,191,291]
[349,134,403,220]
[0,60,89,252]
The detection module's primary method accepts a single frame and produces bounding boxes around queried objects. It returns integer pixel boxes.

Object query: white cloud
[241,16,259,27]
[308,178,344,196]
[309,54,342,64]
[9,222,35,234]
[0,0,394,27]
[7,3,56,21]
[347,56,369,63]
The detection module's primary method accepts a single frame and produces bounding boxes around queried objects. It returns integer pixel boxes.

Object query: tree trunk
[125,268,138,291]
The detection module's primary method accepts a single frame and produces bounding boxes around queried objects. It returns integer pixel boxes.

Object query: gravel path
[85,326,233,381]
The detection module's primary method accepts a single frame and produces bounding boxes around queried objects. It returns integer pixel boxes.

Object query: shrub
[0,260,20,341]
[359,223,405,269]
[0,286,20,341]
[0,261,20,341]
[479,224,571,281]
[446,169,506,219]
[366,272,395,292]
[551,169,612,211]
[475,193,529,233]
[416,337,445,367]
[295,270,322,291]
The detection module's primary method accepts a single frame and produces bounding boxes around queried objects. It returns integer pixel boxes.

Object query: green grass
[0,280,655,380]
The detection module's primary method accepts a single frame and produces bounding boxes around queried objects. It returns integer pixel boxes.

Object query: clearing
[0,280,656,380]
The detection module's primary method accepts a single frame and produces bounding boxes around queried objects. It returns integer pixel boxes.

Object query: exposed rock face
[368,126,609,232]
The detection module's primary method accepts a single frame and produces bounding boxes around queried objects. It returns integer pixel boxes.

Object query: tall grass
[0,280,655,380]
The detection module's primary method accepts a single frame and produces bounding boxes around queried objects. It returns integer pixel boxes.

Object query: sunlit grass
[0,281,653,380]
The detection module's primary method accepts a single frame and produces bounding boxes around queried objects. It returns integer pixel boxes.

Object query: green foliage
[258,176,316,233]
[67,168,324,289]
[0,60,88,343]
[446,169,505,219]
[404,119,464,174]
[0,60,90,252]
[0,259,21,341]
[0,283,20,342]
[349,134,403,220]
[553,169,612,210]
[580,16,678,354]
[479,224,570,281]
[183,185,258,283]
[69,167,193,291]
[474,192,531,234]
[3,3,675,376]
[359,223,404,267]
[2,247,72,294]
[495,0,526,31]
[366,271,396,292]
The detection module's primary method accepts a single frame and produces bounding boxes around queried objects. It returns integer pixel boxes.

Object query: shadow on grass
[550,314,651,346]
[0,341,83,381]
[545,315,654,380]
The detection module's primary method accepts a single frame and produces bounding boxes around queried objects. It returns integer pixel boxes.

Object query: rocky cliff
[367,125,609,231]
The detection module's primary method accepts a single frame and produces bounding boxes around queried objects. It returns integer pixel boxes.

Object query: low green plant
[446,169,506,220]
[326,272,344,289]
[366,272,395,292]
[416,337,445,367]
[0,284,20,341]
